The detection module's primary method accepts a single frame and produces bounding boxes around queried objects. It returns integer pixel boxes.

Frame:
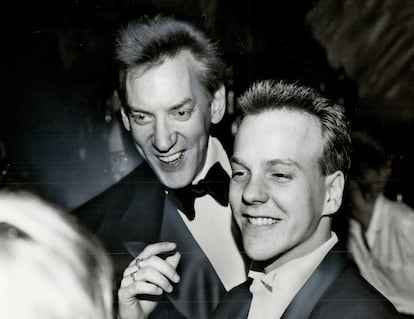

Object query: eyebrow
[230,156,246,166]
[266,159,302,169]
[169,98,193,111]
[231,157,303,170]
[127,97,193,114]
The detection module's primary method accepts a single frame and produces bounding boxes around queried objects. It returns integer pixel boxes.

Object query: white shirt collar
[192,136,231,184]
[247,233,338,319]
[249,233,338,287]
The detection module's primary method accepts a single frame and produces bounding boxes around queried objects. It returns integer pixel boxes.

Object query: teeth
[247,217,278,226]
[158,152,183,163]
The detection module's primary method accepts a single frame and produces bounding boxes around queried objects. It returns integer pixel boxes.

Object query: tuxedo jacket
[74,162,229,319]
[211,248,401,319]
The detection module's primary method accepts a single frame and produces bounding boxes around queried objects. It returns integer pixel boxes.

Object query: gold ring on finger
[135,257,145,270]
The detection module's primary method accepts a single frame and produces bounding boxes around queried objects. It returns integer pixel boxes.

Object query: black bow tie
[168,162,230,221]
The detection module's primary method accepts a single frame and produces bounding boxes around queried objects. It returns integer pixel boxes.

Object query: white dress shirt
[348,194,414,315]
[177,136,246,291]
[247,233,338,319]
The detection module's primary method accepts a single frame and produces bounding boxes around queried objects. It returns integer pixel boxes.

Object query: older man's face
[230,109,334,265]
[121,52,224,189]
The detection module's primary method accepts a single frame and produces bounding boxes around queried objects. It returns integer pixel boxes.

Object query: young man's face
[121,52,224,189]
[230,109,337,266]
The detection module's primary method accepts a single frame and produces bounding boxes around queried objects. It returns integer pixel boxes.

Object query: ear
[322,171,345,216]
[210,84,226,124]
[120,107,131,131]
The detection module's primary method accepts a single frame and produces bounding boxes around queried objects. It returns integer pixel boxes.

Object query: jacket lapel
[159,194,226,319]
[118,163,166,255]
[282,248,349,319]
[210,279,253,319]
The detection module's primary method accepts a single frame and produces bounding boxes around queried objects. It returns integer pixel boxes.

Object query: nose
[152,117,177,152]
[242,174,269,205]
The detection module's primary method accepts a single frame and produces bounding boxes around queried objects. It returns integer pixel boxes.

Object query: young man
[212,80,399,318]
[74,16,246,319]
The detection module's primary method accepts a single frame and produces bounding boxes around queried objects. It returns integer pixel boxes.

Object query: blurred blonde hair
[0,190,113,319]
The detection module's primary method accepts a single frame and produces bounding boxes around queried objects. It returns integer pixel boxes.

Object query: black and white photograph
[1,1,413,318]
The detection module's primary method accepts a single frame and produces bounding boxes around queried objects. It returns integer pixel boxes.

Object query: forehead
[234,109,324,167]
[125,52,206,109]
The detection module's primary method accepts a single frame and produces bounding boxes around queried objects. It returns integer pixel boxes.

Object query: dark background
[1,0,413,211]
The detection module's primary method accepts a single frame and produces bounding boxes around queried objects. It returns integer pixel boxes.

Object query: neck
[263,218,332,273]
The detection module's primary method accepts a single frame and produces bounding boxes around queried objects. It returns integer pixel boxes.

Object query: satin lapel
[282,249,350,319]
[159,194,226,319]
[210,279,253,319]
[119,165,165,257]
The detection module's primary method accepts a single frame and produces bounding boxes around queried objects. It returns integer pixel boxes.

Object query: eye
[170,108,193,121]
[270,172,292,182]
[231,170,249,182]
[130,112,153,125]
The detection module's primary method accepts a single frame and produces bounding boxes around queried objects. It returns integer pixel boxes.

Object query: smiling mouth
[245,216,280,226]
[157,151,185,166]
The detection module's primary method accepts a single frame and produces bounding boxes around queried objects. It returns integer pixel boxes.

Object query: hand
[117,242,181,319]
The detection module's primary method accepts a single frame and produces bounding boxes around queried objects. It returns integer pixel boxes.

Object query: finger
[165,251,181,269]
[123,260,142,277]
[140,254,180,283]
[135,242,177,260]
[118,281,163,300]
[128,267,174,293]
[120,270,136,287]
[123,242,179,279]
[124,255,180,286]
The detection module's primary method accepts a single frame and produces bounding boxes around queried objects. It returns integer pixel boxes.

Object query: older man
[75,15,246,319]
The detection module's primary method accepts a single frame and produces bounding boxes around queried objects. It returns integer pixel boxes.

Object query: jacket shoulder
[312,262,400,318]
[72,162,163,233]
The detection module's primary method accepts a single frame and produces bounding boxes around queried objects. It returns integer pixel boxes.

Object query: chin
[161,174,193,189]
[245,245,277,262]
[249,253,276,262]
[162,180,187,189]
